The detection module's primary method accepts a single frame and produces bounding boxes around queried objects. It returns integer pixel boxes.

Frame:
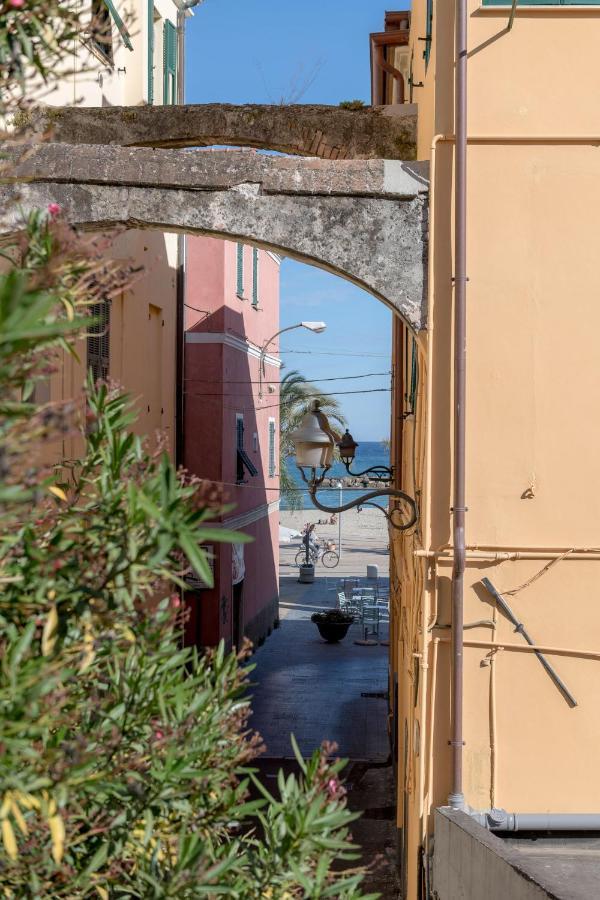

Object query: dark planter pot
[315,621,351,643]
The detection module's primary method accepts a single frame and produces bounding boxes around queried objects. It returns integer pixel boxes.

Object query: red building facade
[183,235,280,650]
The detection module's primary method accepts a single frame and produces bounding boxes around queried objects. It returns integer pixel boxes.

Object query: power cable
[184,370,391,385]
[280,348,389,358]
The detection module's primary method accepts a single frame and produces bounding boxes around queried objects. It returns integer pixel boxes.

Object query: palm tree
[279,369,347,509]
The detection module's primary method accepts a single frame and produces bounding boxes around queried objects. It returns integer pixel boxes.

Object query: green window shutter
[424,0,433,67]
[103,0,133,51]
[409,338,418,414]
[236,243,244,297]
[252,248,259,307]
[163,20,177,105]
[268,420,276,477]
[147,0,154,104]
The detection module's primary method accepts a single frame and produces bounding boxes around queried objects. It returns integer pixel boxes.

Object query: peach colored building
[375,5,600,897]
[183,236,281,650]
[38,0,181,459]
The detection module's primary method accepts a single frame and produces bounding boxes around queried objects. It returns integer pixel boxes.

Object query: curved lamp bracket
[297,466,418,532]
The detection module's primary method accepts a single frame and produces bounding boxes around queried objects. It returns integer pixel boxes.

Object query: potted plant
[311,609,355,643]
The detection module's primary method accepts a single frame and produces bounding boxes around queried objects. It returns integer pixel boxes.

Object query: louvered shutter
[87,301,110,383]
[268,420,276,477]
[252,247,259,307]
[236,243,244,297]
[147,0,154,104]
[163,20,177,105]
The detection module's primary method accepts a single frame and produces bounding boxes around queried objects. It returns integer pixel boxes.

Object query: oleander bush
[0,17,376,892]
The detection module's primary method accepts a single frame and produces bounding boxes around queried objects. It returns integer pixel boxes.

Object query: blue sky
[185,1,392,441]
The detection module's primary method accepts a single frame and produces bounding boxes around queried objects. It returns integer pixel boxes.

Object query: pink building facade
[183,236,280,650]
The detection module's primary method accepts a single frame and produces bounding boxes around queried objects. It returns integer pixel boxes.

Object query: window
[268,418,276,477]
[90,0,113,64]
[403,335,418,416]
[87,300,110,383]
[252,247,259,308]
[236,243,244,298]
[147,1,155,103]
[163,19,177,105]
[424,0,433,68]
[236,414,244,451]
[236,414,258,483]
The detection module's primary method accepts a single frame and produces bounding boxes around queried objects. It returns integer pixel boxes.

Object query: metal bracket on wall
[480,577,578,707]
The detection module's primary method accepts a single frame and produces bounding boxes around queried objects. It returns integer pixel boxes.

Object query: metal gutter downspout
[449,0,468,811]
[175,8,186,468]
[174,0,205,467]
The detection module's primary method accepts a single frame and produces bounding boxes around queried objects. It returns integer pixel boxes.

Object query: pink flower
[154,730,164,741]
[327,778,338,797]
[47,203,61,218]
[8,0,25,8]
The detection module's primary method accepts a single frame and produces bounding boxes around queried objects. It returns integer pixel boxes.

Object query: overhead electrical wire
[182,386,392,414]
[184,370,391,385]
[279,348,389,358]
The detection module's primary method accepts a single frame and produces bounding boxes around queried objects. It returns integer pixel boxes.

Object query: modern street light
[258,321,326,399]
[290,401,418,531]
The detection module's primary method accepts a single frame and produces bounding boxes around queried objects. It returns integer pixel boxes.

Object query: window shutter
[163,20,177,105]
[252,247,259,307]
[87,301,110,383]
[268,420,276,477]
[102,0,133,51]
[147,0,154,104]
[409,338,418,414]
[236,243,244,297]
[424,0,433,67]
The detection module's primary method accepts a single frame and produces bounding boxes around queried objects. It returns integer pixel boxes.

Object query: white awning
[279,525,301,544]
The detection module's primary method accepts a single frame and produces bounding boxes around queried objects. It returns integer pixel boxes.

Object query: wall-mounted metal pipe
[415,549,600,561]
[434,633,600,661]
[471,809,600,832]
[449,0,468,811]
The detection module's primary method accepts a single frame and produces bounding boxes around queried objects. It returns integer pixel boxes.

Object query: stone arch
[1,142,429,330]
[29,103,418,161]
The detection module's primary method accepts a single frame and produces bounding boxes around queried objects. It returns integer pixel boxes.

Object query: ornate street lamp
[290,401,417,531]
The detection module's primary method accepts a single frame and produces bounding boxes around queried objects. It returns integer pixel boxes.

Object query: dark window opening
[87,300,110,383]
[90,0,114,65]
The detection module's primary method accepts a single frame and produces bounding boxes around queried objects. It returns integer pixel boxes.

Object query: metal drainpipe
[471,810,600,832]
[175,9,186,467]
[449,0,468,811]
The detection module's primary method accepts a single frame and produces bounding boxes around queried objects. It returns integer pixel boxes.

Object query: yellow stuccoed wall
[41,0,179,461]
[390,1,600,896]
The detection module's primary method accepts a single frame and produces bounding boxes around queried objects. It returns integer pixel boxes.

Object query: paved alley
[248,574,390,760]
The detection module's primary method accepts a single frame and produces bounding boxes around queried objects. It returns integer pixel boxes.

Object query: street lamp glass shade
[338,429,358,464]
[290,409,334,469]
[300,321,327,334]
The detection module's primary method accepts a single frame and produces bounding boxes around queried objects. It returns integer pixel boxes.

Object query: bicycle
[294,545,340,569]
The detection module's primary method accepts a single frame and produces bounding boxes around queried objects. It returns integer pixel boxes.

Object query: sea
[280,441,391,510]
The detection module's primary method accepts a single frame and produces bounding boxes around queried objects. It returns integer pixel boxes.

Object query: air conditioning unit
[184,545,215,591]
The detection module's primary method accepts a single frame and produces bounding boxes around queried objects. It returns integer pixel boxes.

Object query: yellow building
[40,0,181,459]
[379,3,600,896]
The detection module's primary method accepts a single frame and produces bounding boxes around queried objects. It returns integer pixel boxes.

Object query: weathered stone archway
[1,140,429,329]
[28,102,418,160]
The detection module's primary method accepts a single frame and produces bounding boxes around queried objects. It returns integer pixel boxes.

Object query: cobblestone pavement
[247,572,400,897]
